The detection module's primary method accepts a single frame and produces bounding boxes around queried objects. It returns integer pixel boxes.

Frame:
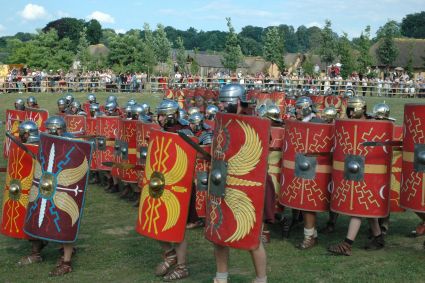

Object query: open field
[1,92,425,282]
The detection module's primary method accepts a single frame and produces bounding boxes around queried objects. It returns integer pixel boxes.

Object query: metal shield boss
[400,104,425,212]
[331,119,393,217]
[24,133,93,243]
[280,120,334,212]
[1,143,38,239]
[390,126,405,212]
[3,109,26,158]
[64,114,86,135]
[25,108,49,132]
[135,129,197,243]
[205,113,271,250]
[195,145,211,218]
[96,116,120,171]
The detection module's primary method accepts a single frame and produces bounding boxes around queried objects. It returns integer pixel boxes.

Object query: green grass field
[1,92,425,282]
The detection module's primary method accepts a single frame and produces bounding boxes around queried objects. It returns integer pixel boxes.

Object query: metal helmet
[346,96,366,119]
[57,98,66,106]
[131,104,145,119]
[27,96,37,107]
[372,102,390,120]
[87,93,96,104]
[188,112,205,132]
[124,104,133,118]
[18,121,39,143]
[205,105,219,120]
[140,103,150,114]
[65,94,74,105]
[157,99,179,116]
[295,96,313,118]
[105,101,118,114]
[218,84,247,103]
[344,88,356,98]
[44,116,67,135]
[15,98,25,110]
[256,104,267,117]
[106,95,118,103]
[264,104,282,123]
[321,106,338,123]
[324,88,333,96]
[70,101,81,109]
[127,99,137,106]
[89,103,100,117]
[178,108,188,120]
[187,107,201,116]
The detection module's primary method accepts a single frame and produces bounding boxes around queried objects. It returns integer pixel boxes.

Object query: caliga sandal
[296,236,317,250]
[49,262,72,276]
[328,241,352,256]
[17,254,43,266]
[155,249,177,276]
[163,264,189,281]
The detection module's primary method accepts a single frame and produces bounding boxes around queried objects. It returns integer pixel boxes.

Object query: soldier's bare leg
[411,212,425,237]
[162,239,189,281]
[250,242,267,282]
[49,244,73,276]
[155,241,177,277]
[213,244,230,282]
[328,217,361,256]
[17,240,47,265]
[365,218,385,250]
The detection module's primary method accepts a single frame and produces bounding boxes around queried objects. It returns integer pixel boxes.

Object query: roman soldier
[328,96,393,256]
[26,96,39,108]
[57,98,67,114]
[14,98,26,111]
[66,101,86,116]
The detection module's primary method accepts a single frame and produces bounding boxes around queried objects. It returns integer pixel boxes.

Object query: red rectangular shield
[205,113,271,250]
[64,115,86,134]
[96,116,120,171]
[135,129,197,243]
[390,125,405,212]
[25,108,49,132]
[3,109,26,158]
[1,143,38,239]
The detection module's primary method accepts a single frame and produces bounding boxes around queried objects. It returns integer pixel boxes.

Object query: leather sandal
[296,236,317,250]
[163,264,189,281]
[49,261,72,276]
[328,241,352,256]
[17,253,42,266]
[154,249,177,276]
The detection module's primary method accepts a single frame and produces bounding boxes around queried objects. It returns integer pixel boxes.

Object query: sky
[0,0,423,38]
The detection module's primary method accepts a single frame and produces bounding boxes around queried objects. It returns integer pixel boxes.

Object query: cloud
[56,10,70,18]
[19,3,49,21]
[87,11,115,24]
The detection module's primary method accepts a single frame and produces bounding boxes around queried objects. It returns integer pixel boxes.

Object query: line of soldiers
[2,86,425,282]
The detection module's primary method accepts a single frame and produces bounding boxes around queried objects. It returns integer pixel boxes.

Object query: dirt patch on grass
[102,226,134,236]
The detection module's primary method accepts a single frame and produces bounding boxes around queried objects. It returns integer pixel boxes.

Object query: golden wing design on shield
[28,185,39,202]
[53,192,79,226]
[224,188,256,243]
[161,190,180,232]
[163,143,187,185]
[18,163,36,208]
[34,161,42,179]
[224,120,262,242]
[56,157,89,186]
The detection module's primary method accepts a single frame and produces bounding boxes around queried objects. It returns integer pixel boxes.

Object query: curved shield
[401,104,425,212]
[25,108,49,132]
[64,115,86,135]
[136,121,161,167]
[86,117,98,170]
[96,116,120,171]
[205,113,271,250]
[390,126,405,212]
[3,109,26,158]
[1,143,38,239]
[331,119,393,217]
[135,129,197,243]
[24,133,93,243]
[310,95,325,112]
[120,120,138,183]
[280,120,334,212]
[268,127,285,211]
[111,119,124,179]
[195,145,211,218]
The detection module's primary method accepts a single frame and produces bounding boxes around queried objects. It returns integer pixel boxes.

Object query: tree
[301,54,314,75]
[175,37,186,72]
[263,27,285,75]
[377,27,399,67]
[154,24,172,65]
[239,36,262,56]
[141,23,157,75]
[222,17,243,73]
[338,33,357,78]
[401,11,425,38]
[376,20,401,40]
[76,28,91,71]
[42,17,84,48]
[405,43,414,78]
[319,20,337,67]
[107,33,144,73]
[190,48,200,75]
[356,26,374,75]
[85,19,102,45]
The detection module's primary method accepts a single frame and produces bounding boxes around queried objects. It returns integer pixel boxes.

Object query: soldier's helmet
[70,100,81,110]
[140,103,150,114]
[45,116,67,135]
[264,104,282,123]
[344,88,356,98]
[15,98,25,110]
[65,94,74,105]
[188,112,205,132]
[18,121,39,143]
[157,99,179,116]
[105,101,118,114]
[218,84,247,103]
[89,103,100,117]
[256,104,267,118]
[127,99,137,106]
[346,96,366,119]
[27,96,37,106]
[107,95,118,103]
[321,106,338,123]
[187,107,201,116]
[87,93,96,104]
[124,104,133,118]
[131,104,146,120]
[205,104,219,120]
[178,108,188,120]
[57,98,66,106]
[295,96,313,118]
[372,102,390,120]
